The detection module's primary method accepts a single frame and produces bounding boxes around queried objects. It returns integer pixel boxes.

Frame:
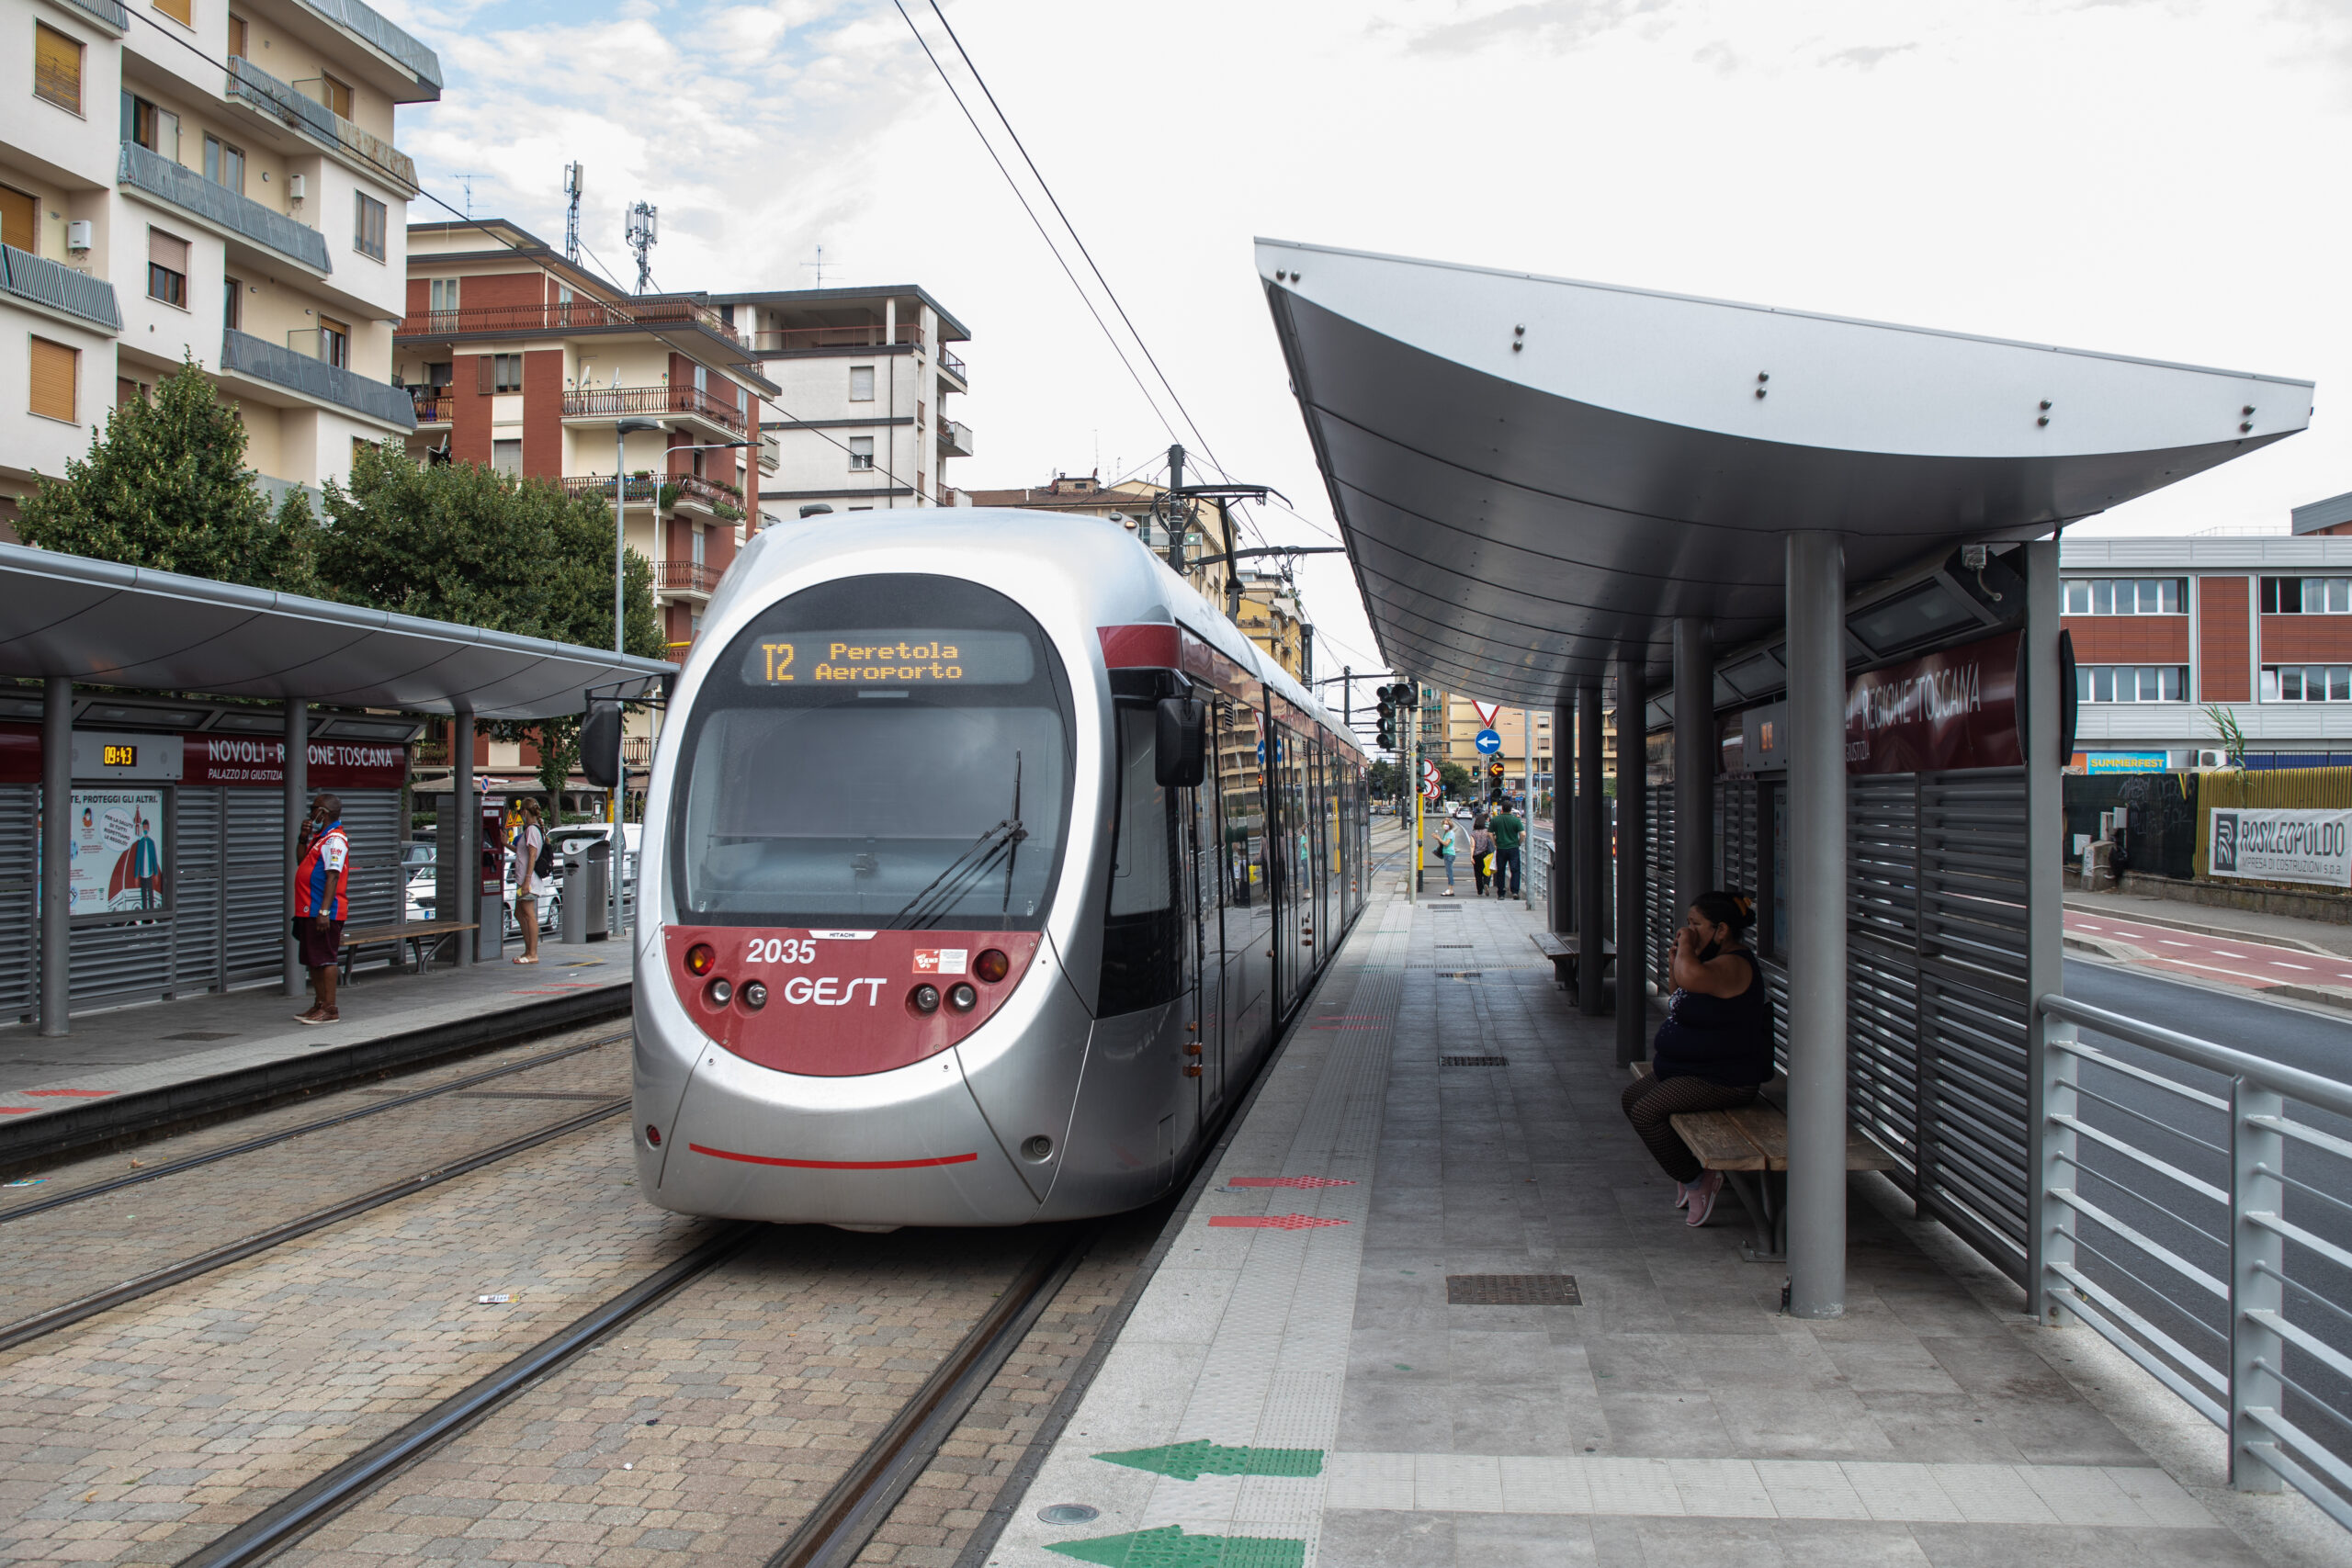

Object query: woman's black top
[1652,948,1771,1087]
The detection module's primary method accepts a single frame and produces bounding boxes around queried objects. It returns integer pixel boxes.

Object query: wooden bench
[1632,1063,1897,1260]
[1531,931,1612,997]
[338,919,477,979]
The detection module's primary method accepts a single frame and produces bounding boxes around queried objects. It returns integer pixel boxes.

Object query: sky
[375,0,2352,706]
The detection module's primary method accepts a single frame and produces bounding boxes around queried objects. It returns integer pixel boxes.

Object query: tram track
[0,1027,634,1225]
[0,1095,631,1355]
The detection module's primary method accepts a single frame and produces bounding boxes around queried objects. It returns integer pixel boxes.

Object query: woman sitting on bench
[1619,890,1771,1228]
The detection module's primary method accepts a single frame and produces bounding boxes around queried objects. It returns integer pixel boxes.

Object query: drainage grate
[1436,971,1483,979]
[163,1032,239,1042]
[1441,1055,1509,1067]
[1427,905,1464,912]
[1447,1274,1581,1305]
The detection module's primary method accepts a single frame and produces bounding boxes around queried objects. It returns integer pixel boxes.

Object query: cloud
[1388,0,1676,56]
[1821,40,1916,68]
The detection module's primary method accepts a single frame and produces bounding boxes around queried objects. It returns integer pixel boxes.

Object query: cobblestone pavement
[0,1028,633,1328]
[0,1100,708,1566]
[272,1225,1035,1568]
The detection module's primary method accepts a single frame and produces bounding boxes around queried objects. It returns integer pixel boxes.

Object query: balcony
[655,560,722,598]
[407,389,451,425]
[751,321,921,355]
[399,299,745,349]
[669,472,743,516]
[225,57,417,190]
[286,0,443,95]
[558,473,662,506]
[937,419,973,458]
[759,433,779,473]
[220,329,414,428]
[119,141,330,274]
[54,0,127,31]
[560,383,746,436]
[938,345,967,382]
[1,244,121,333]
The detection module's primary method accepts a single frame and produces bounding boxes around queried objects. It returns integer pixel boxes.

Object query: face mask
[1697,939,1722,964]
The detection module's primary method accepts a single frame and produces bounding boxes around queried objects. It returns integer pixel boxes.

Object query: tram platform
[0,940,629,1170]
[989,871,2351,1568]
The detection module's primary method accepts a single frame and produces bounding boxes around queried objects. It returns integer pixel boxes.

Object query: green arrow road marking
[1092,1440,1324,1482]
[1046,1526,1306,1567]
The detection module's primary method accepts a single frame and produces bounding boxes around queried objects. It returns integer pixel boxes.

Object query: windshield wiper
[888,816,1027,930]
[1001,750,1023,916]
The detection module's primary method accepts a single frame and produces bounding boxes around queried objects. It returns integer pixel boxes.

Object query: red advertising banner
[0,727,408,788]
[1844,631,2021,775]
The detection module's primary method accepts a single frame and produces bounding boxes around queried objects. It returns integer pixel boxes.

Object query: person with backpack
[513,797,553,964]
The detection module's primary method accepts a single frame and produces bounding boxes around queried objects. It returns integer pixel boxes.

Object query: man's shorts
[294,918,345,970]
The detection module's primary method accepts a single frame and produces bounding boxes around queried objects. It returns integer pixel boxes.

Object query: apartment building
[710,285,967,514]
[1235,568,1312,683]
[963,471,1241,609]
[2064,509,2352,769]
[401,220,775,660]
[1410,689,1555,801]
[2,0,434,523]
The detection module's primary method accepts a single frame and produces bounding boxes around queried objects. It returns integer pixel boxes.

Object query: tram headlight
[974,948,1010,984]
[685,942,716,976]
[910,983,942,1015]
[946,982,978,1013]
[741,980,768,1010]
[706,976,732,1007]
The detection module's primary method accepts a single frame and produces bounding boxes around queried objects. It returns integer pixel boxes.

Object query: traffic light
[1374,683,1407,750]
[1487,759,1506,799]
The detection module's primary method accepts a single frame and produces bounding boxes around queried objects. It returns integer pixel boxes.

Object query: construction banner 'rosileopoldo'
[2208,806,2352,887]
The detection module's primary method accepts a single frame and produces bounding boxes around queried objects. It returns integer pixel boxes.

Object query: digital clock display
[740,630,1035,687]
[102,744,138,768]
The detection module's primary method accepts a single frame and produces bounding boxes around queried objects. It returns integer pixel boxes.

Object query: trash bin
[581,841,612,942]
[558,855,588,944]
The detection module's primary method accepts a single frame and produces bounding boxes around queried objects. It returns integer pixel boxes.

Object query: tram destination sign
[742,630,1035,686]
[2210,807,2352,888]
[1842,631,2021,776]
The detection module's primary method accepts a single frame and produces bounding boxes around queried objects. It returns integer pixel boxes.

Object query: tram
[628,510,1373,1227]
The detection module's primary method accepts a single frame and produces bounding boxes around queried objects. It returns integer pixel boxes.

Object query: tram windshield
[673,574,1073,930]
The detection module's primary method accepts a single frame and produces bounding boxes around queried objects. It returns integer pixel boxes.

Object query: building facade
[711,285,967,516]
[2,0,435,525]
[2064,528,2352,768]
[1408,689,1555,802]
[400,220,772,660]
[965,471,1241,611]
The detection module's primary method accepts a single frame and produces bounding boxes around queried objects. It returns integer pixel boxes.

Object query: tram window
[1101,705,1184,1015]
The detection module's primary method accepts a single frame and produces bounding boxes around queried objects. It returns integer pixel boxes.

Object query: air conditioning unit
[2196,749,2227,769]
[287,174,307,201]
[65,220,92,253]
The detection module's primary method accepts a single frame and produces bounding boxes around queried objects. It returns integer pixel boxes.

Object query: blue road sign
[1475,728,1502,754]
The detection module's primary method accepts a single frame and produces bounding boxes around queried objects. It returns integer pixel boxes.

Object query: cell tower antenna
[561,164,584,265]
[625,201,658,294]
[801,244,829,288]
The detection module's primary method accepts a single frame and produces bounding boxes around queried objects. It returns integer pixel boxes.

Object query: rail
[938,344,967,380]
[2035,992,2352,1528]
[654,560,721,594]
[221,330,415,428]
[560,384,746,434]
[224,56,417,189]
[1528,827,1553,910]
[398,299,746,348]
[118,141,331,273]
[751,322,920,353]
[0,244,120,332]
[408,390,451,423]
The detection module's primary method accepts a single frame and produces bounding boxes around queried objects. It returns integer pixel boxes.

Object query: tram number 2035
[745,938,819,965]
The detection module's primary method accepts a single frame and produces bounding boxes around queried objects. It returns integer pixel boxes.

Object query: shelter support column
[1551,700,1573,931]
[452,704,474,969]
[2023,538,2068,1321]
[1674,617,1714,910]
[1785,531,1848,1319]
[1614,655,1647,1066]
[1576,683,1605,1014]
[282,700,308,998]
[39,676,70,1037]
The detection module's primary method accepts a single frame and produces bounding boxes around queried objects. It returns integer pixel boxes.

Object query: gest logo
[781,976,888,1007]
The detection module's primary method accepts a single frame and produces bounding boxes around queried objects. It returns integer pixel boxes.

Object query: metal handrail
[2035,989,2352,1529]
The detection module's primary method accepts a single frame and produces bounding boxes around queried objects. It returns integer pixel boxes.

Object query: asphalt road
[2057,956,2352,1452]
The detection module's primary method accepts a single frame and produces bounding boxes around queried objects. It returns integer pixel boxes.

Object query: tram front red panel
[664,928,1042,1077]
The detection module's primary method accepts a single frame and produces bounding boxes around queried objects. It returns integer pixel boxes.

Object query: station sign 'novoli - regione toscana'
[1742,631,2024,776]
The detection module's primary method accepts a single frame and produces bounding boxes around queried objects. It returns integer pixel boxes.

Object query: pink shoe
[1685,1171,1724,1227]
[1673,1180,1691,1211]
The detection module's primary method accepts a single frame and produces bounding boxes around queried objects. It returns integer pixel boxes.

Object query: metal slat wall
[1848,774,1922,1188]
[225,790,286,982]
[0,785,32,1020]
[174,789,225,996]
[1915,767,2032,1281]
[1647,782,1676,993]
[338,791,401,929]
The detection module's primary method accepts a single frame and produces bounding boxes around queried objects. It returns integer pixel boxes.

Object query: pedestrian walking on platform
[512,797,550,964]
[1620,891,1771,1227]
[1490,801,1525,897]
[1470,813,1495,896]
[1434,818,1459,894]
[292,792,349,1025]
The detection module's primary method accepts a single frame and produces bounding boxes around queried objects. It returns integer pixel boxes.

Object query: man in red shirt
[293,793,350,1024]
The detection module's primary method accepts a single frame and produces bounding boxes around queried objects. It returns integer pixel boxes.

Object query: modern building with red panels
[397,219,777,664]
[2065,497,2352,769]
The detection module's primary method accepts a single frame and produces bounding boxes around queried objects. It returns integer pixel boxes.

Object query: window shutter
[149,228,189,271]
[29,337,76,423]
[154,0,193,25]
[477,355,494,394]
[34,25,81,110]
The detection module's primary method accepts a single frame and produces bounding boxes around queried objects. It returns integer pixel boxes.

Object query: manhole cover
[1447,1274,1580,1305]
[1037,1504,1101,1525]
[1441,1055,1508,1067]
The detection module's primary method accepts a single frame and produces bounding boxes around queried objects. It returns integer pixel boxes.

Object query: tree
[15,355,318,591]
[1365,759,1399,797]
[1438,761,1474,799]
[320,443,665,817]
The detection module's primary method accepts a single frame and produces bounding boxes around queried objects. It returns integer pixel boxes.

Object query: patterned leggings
[1620,1073,1760,1184]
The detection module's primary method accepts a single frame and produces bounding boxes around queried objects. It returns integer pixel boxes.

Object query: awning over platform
[0,544,673,719]
[1259,238,2312,705]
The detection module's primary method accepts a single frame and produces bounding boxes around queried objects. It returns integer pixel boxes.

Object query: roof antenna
[626,201,658,294]
[561,163,584,265]
[801,244,830,288]
[451,173,481,218]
